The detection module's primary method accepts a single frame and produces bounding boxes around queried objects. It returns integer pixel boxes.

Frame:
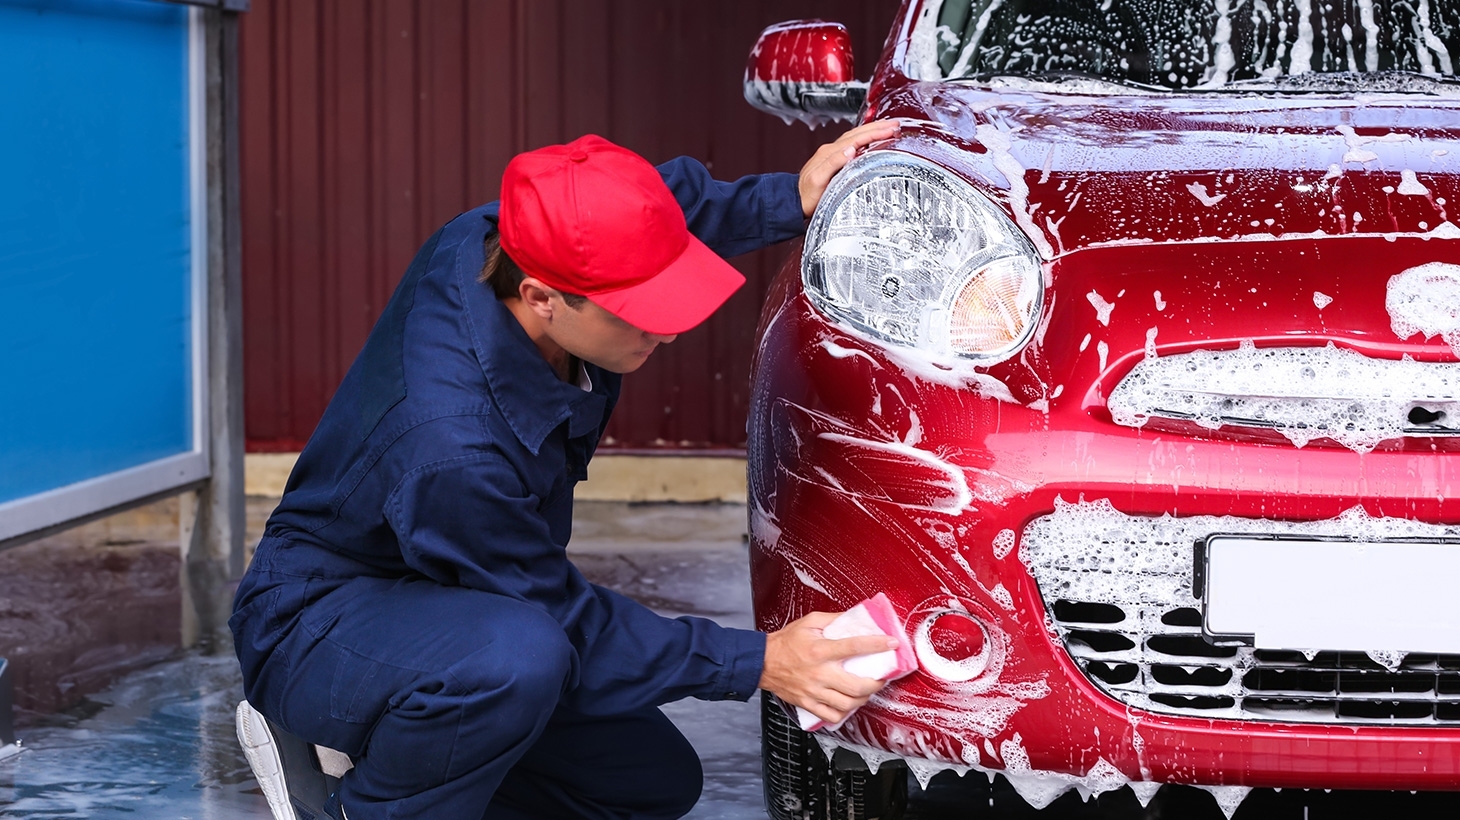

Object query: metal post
[0,658,19,761]
[182,7,246,652]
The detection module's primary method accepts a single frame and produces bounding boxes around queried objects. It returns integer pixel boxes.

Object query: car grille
[1106,344,1460,451]
[1020,500,1460,724]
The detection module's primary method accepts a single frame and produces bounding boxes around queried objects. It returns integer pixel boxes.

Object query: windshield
[915,0,1460,91]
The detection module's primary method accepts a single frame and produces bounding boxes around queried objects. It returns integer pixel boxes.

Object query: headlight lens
[802,152,1043,363]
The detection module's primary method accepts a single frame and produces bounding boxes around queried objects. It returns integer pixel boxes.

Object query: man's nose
[646,332,677,345]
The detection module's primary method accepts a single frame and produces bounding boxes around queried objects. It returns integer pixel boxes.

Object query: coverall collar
[462,214,607,456]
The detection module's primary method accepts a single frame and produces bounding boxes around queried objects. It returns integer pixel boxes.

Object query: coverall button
[569,149,589,162]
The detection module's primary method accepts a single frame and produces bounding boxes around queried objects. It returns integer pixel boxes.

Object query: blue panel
[0,0,193,504]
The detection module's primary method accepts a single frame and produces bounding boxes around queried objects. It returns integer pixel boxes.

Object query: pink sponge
[795,593,917,732]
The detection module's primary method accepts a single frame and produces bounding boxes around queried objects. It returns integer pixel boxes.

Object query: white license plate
[1202,536,1460,654]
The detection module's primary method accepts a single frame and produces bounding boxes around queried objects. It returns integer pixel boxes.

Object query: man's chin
[605,349,656,374]
[595,357,647,375]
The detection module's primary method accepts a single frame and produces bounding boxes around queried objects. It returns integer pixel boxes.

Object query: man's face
[545,295,677,374]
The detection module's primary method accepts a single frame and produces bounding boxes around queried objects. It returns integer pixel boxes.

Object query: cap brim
[587,236,745,335]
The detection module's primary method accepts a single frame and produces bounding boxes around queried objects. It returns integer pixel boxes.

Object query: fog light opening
[915,610,995,683]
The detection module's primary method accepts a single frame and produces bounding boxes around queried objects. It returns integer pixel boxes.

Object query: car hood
[873,82,1460,258]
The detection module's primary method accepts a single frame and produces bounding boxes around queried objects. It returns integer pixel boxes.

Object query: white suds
[1202,0,1236,87]
[750,504,782,551]
[1357,0,1380,71]
[744,77,865,129]
[1366,648,1408,671]
[992,529,1017,560]
[1021,500,1460,725]
[913,610,1003,683]
[1087,290,1115,326]
[989,582,1014,610]
[1313,291,1333,310]
[1291,0,1315,75]
[881,344,1022,401]
[1185,182,1226,206]
[1387,262,1460,358]
[821,329,1021,401]
[1397,169,1431,196]
[817,432,975,514]
[994,734,1135,809]
[998,735,1074,809]
[976,122,1055,260]
[788,558,832,596]
[821,339,880,366]
[1336,124,1410,165]
[1154,291,1166,311]
[1108,342,1460,451]
[1200,785,1254,820]
[1129,780,1162,807]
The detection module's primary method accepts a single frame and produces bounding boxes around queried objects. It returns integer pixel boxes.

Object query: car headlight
[802,152,1043,363]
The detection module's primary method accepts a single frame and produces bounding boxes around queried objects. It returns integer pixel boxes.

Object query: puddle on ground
[0,650,270,819]
[0,528,181,717]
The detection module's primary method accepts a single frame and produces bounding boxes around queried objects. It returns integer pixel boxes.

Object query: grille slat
[1022,502,1460,725]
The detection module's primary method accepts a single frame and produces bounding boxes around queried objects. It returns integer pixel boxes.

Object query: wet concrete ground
[1,500,1458,818]
[0,501,184,719]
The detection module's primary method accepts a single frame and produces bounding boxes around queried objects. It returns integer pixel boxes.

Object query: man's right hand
[759,611,898,726]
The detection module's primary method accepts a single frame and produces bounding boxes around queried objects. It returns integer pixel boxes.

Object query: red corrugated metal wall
[240,0,902,453]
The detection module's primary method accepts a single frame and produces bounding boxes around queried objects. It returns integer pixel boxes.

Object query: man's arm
[384,451,769,712]
[656,120,901,259]
[654,159,804,259]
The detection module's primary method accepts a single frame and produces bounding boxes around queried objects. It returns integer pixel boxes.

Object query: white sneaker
[235,699,298,820]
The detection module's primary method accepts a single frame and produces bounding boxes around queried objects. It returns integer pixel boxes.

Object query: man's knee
[450,604,574,721]
[651,742,703,820]
[487,708,704,820]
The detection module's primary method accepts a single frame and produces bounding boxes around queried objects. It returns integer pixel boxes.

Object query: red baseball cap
[497,135,745,335]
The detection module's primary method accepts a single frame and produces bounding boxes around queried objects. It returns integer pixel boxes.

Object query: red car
[744,3,1460,818]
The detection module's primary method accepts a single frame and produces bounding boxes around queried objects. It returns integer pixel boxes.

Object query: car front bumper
[747,253,1460,799]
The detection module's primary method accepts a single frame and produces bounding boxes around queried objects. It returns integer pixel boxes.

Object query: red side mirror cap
[744,20,866,128]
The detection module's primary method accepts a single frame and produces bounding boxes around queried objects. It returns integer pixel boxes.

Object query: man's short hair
[480,233,587,307]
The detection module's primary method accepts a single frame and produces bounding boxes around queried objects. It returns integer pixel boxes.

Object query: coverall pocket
[328,644,386,724]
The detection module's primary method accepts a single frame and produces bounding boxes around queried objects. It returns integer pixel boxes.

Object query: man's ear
[518,277,558,321]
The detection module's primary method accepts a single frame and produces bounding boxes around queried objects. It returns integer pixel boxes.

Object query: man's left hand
[798,119,901,218]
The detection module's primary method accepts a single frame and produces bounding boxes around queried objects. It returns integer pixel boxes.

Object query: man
[232,120,900,820]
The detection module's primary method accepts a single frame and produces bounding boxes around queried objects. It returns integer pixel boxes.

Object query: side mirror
[743,20,867,128]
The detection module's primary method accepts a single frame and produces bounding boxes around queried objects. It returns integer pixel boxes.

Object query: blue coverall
[230,158,807,819]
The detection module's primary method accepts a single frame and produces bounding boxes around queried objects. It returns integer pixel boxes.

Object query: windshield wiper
[1221,70,1460,95]
[963,70,1167,94]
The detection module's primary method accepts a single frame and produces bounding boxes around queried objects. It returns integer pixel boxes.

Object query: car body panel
[747,0,1460,802]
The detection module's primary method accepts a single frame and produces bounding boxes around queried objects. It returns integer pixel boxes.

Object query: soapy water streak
[816,432,974,515]
[1086,290,1116,325]
[743,77,864,129]
[819,333,1020,400]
